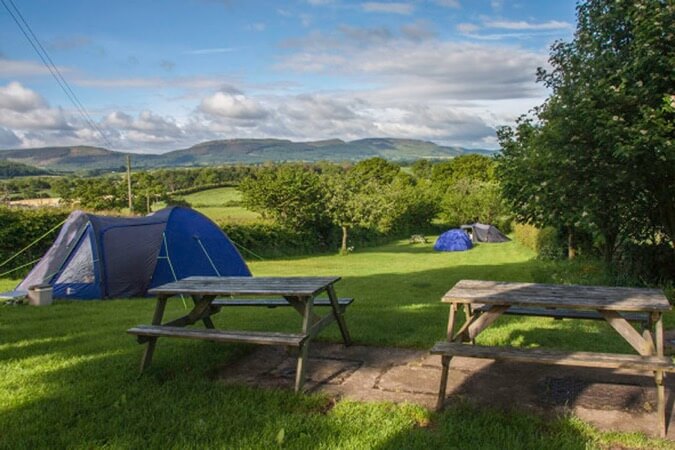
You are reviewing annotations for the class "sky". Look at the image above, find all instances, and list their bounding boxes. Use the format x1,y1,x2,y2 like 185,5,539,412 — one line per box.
0,0,577,153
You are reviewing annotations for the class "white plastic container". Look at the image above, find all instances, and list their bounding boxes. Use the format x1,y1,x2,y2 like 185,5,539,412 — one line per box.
28,285,53,306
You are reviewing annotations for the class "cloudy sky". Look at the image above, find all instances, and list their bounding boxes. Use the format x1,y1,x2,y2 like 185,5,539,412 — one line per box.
0,0,576,153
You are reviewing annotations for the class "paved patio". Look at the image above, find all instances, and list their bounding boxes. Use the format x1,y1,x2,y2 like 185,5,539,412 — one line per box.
217,342,675,439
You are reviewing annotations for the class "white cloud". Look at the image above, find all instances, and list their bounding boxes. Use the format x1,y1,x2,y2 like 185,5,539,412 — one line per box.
362,2,415,15
433,0,460,8
73,75,229,90
401,20,437,41
456,23,479,33
199,91,269,120
252,22,266,31
0,59,57,77
483,19,572,30
184,47,235,55
279,39,546,100
0,82,47,112
46,35,93,51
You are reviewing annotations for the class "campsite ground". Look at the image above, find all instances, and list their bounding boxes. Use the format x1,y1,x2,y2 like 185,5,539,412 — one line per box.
0,239,673,449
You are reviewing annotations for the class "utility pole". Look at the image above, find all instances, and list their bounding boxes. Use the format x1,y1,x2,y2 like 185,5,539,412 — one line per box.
126,154,133,213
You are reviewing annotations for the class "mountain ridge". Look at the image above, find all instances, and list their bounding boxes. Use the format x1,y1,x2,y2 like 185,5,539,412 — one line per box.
0,138,496,172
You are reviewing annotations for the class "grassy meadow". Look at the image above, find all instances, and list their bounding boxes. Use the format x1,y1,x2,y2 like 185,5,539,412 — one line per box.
1,238,673,449
180,187,262,223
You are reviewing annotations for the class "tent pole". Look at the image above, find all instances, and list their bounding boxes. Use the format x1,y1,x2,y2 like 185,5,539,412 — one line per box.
161,232,186,308
195,237,221,276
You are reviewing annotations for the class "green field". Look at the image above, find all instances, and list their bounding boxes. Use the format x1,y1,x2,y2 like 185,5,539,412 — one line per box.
175,187,262,223
0,240,671,448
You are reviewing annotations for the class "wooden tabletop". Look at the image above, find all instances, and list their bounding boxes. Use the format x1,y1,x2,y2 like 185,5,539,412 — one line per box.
148,276,341,297
442,279,671,312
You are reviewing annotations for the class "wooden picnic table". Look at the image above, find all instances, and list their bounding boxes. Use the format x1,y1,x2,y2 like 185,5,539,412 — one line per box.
128,276,352,392
433,279,674,436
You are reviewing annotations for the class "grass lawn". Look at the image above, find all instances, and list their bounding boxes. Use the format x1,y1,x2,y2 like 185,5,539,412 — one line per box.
0,239,672,449
182,187,262,223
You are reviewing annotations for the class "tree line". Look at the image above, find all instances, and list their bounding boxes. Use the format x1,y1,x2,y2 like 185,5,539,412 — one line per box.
239,156,507,254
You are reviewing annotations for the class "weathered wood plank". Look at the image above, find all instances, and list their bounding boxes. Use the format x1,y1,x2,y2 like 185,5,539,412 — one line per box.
430,342,675,371
599,310,652,356
446,303,457,341
128,325,307,347
327,284,351,346
466,305,510,340
139,296,168,372
442,280,670,312
211,297,354,308
149,276,341,298
450,307,479,342
472,305,649,323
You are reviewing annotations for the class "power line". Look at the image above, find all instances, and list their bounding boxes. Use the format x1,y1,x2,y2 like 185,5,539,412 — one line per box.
1,0,113,148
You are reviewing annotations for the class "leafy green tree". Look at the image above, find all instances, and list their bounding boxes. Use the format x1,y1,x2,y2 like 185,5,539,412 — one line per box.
449,154,496,183
132,172,167,213
239,165,326,229
324,174,394,254
350,158,400,184
498,0,674,262
410,159,433,180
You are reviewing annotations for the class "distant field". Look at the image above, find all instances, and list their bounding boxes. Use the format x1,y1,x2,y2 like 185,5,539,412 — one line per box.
184,186,242,205
160,187,262,223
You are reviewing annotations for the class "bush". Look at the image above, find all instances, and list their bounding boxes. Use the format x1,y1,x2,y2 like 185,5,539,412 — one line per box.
220,222,330,259
614,241,675,285
0,207,71,278
513,222,563,260
219,220,433,259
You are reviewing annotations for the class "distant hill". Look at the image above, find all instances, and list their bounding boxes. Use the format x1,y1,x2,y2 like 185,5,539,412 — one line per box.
0,138,496,172
0,159,49,178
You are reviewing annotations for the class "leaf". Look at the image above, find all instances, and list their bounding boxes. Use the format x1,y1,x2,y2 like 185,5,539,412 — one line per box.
276,428,285,446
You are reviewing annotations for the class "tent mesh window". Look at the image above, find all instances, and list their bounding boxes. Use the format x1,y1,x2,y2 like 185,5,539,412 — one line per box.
54,233,95,284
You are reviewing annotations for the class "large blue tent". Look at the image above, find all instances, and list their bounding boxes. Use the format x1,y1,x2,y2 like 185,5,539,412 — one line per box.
17,207,250,299
433,229,473,252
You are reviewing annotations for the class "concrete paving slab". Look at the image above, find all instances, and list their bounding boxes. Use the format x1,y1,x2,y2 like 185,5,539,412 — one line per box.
216,342,675,439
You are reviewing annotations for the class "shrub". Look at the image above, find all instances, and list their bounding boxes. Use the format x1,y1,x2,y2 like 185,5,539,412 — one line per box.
0,207,71,278
513,222,562,260
614,241,675,285
220,222,330,259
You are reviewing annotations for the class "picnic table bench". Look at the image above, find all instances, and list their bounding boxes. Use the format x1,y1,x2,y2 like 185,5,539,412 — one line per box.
128,276,352,392
433,280,675,437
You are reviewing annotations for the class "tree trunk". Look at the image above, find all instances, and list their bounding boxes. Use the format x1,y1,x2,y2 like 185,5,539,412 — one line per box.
341,226,349,255
567,226,577,260
602,230,618,265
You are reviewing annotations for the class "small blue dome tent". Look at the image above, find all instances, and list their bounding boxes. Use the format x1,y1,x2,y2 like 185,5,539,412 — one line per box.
16,207,251,299
433,229,473,252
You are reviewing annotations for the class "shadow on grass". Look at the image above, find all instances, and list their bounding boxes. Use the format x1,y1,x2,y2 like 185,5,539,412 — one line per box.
1,259,670,448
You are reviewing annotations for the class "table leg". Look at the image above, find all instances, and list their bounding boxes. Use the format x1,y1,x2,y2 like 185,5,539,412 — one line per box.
294,296,314,393
436,355,452,411
446,303,457,341
192,295,215,329
140,296,167,373
654,312,667,437
327,284,351,346
466,304,476,345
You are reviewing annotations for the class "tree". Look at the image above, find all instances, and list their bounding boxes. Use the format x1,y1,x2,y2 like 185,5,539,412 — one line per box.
410,159,433,180
324,174,394,254
350,157,400,184
497,0,674,262
239,165,326,229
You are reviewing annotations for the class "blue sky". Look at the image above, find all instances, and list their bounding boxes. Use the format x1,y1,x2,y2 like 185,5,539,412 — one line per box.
0,0,577,152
